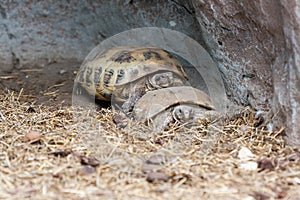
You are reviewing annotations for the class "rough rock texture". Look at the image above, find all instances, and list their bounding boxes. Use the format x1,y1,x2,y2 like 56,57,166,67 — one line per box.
0,0,202,71
0,0,299,146
0,4,13,72
278,0,300,147
192,0,300,147
192,0,284,109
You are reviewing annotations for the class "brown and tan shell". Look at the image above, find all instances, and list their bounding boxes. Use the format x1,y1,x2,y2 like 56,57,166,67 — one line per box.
75,46,188,101
133,86,215,122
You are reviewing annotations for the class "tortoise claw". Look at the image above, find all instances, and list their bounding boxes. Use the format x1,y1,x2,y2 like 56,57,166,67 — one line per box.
112,110,130,128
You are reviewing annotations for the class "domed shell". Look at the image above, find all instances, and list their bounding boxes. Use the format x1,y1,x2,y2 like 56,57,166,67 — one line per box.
75,46,188,101
133,86,215,122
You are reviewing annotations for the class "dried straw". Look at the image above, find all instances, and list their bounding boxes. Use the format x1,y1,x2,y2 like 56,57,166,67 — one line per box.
0,89,299,199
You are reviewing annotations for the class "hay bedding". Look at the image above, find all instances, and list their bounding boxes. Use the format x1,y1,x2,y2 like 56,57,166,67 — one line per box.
0,89,299,200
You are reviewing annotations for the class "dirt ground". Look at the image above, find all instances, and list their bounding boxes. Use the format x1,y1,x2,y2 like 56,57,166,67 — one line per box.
0,61,80,107
0,62,299,199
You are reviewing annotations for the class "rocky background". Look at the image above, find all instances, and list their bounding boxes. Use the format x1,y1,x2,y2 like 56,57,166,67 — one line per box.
0,0,299,147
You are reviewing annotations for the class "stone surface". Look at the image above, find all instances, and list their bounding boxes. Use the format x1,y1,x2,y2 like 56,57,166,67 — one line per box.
192,0,285,109
191,0,299,146
0,3,13,72
0,0,202,72
279,0,300,147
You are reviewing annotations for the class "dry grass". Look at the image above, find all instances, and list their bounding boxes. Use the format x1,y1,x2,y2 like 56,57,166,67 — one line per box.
0,89,299,200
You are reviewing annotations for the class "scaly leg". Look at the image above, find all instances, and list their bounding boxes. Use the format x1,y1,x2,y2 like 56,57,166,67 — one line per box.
121,86,146,113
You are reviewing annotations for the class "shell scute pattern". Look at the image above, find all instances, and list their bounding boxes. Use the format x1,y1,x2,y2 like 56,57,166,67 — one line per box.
93,67,102,84
116,69,125,84
143,50,163,60
133,86,215,122
76,46,188,109
103,69,115,86
113,51,136,64
85,66,93,85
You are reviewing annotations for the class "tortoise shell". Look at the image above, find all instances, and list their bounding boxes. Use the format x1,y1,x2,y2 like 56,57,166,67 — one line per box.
133,86,215,122
75,46,188,101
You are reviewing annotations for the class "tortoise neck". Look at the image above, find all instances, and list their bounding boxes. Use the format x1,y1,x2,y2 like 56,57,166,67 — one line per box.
145,77,156,91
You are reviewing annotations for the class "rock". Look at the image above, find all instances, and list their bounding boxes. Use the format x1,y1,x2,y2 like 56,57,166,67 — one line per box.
0,0,202,70
257,157,276,171
23,131,42,143
237,147,256,161
237,147,258,170
146,154,168,165
192,0,300,147
141,164,162,174
239,161,258,171
78,165,96,176
73,153,101,167
142,154,167,174
146,172,169,183
278,0,300,147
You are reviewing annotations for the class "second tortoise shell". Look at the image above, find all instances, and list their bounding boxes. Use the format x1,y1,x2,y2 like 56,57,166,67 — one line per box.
133,86,215,122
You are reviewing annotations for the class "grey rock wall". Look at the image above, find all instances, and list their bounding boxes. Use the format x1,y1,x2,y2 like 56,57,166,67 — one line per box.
279,0,300,147
0,0,202,71
192,0,285,109
192,0,300,147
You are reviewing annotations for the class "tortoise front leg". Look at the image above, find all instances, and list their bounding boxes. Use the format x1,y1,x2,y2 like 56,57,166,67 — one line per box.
121,86,146,113
152,112,174,131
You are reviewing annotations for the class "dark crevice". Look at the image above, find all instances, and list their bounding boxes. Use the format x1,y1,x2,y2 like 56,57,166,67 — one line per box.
1,5,17,70
8,33,16,40
12,52,20,69
0,4,7,19
170,0,195,15
97,32,106,39
125,0,133,5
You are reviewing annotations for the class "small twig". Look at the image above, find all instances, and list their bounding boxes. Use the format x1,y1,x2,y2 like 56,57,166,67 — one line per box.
0,110,6,121
48,83,65,90
43,90,59,96
0,75,16,80
113,103,133,119
17,88,23,101
20,69,42,72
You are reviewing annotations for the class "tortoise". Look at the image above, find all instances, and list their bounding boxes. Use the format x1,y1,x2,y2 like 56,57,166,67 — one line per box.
75,46,189,113
132,86,217,130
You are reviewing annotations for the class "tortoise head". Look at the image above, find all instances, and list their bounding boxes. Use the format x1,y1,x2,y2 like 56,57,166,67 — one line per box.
172,105,194,123
147,72,174,89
